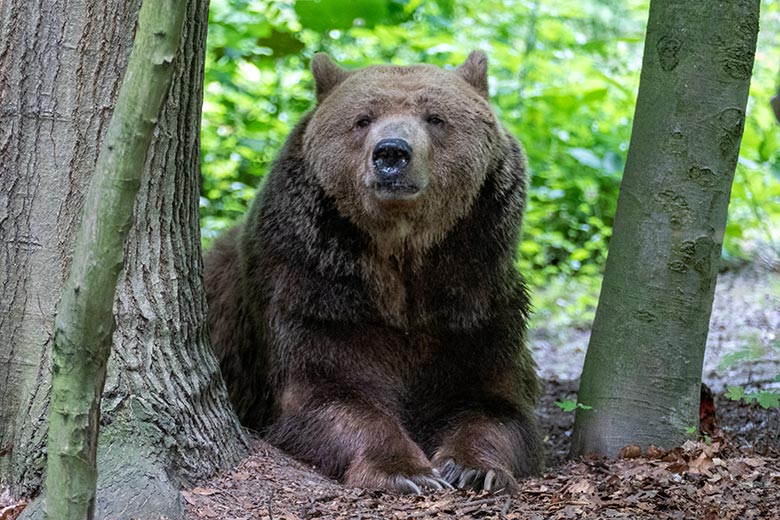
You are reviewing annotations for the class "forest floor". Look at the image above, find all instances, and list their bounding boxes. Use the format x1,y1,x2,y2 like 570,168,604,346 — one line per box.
182,260,780,520
2,263,777,520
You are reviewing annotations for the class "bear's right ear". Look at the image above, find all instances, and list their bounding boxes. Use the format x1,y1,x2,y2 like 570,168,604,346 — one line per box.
312,53,350,103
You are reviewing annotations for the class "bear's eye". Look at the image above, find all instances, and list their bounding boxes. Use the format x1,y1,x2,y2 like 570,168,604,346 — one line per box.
425,114,445,126
355,115,373,129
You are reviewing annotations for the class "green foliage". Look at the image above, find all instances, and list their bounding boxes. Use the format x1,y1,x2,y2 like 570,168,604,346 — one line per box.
725,379,780,410
527,274,601,331
683,426,711,444
555,400,593,413
201,0,780,284
294,0,389,32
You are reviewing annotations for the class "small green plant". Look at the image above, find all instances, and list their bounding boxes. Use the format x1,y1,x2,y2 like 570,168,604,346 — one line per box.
725,378,780,409
555,400,593,413
684,425,711,444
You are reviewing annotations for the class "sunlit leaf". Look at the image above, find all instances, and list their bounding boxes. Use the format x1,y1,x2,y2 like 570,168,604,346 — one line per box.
295,0,388,32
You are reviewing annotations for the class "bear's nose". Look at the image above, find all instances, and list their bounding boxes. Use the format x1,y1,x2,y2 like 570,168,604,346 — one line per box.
372,138,412,177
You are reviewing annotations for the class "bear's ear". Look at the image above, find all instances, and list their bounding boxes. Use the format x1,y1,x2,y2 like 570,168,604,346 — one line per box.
312,53,350,103
456,51,489,99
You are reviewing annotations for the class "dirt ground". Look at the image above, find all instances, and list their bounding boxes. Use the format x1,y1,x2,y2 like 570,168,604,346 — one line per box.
182,262,780,520
2,264,777,520
181,379,779,520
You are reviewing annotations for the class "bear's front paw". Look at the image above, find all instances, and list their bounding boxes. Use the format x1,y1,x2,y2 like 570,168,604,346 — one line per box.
344,460,453,494
434,458,517,493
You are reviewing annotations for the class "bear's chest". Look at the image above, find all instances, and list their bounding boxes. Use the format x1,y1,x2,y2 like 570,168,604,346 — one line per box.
362,252,413,327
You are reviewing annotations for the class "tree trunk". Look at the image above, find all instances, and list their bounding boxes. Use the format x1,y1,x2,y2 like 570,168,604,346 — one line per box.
571,0,759,457
0,0,247,517
45,1,188,518
772,92,779,123
1,0,137,494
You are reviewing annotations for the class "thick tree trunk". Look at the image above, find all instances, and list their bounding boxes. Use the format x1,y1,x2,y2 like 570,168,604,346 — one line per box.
1,0,247,517
94,0,248,514
0,0,138,494
571,0,759,457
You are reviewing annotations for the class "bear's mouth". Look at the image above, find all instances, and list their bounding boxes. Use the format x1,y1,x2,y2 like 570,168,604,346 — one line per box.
368,180,423,201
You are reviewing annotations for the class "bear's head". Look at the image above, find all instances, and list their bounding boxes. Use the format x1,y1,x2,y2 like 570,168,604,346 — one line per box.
303,52,510,253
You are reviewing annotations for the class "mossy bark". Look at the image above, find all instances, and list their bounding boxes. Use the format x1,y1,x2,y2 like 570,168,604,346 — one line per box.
44,1,187,518
571,0,759,457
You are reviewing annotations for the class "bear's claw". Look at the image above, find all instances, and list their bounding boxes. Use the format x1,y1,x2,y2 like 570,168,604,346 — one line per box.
436,459,516,493
384,471,454,494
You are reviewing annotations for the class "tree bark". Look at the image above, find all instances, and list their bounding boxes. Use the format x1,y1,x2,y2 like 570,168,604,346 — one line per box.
94,0,249,513
771,93,779,123
571,0,759,457
1,0,138,494
1,0,247,517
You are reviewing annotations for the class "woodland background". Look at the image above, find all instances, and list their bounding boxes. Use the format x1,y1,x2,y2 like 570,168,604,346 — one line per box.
2,0,779,518
200,0,780,319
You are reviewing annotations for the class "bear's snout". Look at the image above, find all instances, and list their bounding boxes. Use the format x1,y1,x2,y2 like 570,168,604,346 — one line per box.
372,138,412,179
366,123,428,202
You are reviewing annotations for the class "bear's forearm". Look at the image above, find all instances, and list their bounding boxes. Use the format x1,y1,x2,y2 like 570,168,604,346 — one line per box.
266,382,449,492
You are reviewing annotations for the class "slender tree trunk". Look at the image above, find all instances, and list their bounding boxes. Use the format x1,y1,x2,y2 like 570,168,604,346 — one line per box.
1,0,247,517
45,1,187,518
571,0,759,457
772,92,779,124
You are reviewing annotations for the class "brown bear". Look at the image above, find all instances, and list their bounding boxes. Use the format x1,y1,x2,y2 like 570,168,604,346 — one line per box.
204,51,542,494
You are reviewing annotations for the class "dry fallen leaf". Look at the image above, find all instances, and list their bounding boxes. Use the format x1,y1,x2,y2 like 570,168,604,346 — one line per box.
646,445,666,459
666,461,688,474
0,503,27,520
181,491,198,506
619,445,642,459
234,471,252,481
688,452,714,476
567,479,597,496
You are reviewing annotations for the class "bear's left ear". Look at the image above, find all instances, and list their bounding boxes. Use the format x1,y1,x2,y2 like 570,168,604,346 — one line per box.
312,53,350,103
456,51,489,99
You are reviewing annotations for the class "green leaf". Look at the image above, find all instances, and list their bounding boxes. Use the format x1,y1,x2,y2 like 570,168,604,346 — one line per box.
555,400,578,412
725,385,746,401
716,340,766,371
555,400,592,412
571,248,591,262
755,391,780,409
257,29,305,57
295,0,389,32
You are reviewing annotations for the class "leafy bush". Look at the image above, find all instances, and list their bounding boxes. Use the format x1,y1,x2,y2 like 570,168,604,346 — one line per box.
201,0,780,288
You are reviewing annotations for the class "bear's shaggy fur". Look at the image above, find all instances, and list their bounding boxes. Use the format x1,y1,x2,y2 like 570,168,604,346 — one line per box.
205,51,542,493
